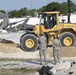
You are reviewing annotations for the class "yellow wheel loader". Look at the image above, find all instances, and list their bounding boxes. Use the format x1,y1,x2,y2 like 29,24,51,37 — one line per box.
0,0,75,52
20,11,76,51
0,11,76,52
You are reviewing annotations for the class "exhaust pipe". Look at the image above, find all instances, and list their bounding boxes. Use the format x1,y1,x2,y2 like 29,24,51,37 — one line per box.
67,0,71,23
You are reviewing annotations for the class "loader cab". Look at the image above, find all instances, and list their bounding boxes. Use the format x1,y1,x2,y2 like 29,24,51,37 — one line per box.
40,11,60,29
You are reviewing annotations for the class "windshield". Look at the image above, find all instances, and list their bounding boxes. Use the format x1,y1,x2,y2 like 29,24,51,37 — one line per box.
40,14,56,29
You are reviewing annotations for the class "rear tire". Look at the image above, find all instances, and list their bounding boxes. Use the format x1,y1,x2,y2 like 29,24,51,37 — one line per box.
20,34,38,52
59,32,75,46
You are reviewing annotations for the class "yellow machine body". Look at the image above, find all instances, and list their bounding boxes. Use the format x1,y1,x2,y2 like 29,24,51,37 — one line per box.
33,11,76,46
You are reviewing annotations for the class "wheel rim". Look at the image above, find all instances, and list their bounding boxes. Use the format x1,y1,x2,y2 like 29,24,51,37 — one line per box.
25,39,34,48
63,37,72,46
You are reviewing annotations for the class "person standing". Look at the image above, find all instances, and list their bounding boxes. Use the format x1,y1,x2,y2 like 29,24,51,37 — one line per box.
52,35,61,65
38,32,47,65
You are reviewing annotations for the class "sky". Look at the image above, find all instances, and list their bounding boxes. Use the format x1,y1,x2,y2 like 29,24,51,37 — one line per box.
0,0,76,11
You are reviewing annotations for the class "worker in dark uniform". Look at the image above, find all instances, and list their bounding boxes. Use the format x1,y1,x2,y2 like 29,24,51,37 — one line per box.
38,32,47,65
52,35,61,65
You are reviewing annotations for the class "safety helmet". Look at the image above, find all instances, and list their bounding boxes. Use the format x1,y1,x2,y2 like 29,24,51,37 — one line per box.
54,35,58,38
40,32,44,35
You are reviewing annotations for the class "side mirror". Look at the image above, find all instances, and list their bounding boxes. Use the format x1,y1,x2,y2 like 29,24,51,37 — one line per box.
62,19,66,23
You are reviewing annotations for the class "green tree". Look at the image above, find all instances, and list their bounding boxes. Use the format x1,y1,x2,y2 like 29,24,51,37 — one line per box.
18,7,28,17
39,6,47,12
39,2,61,12
70,0,76,12
0,10,5,14
60,2,68,15
1,0,76,18
47,2,61,11
39,0,76,15
9,10,18,18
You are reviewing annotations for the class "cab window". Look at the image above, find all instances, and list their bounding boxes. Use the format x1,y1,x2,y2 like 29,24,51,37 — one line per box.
41,14,56,29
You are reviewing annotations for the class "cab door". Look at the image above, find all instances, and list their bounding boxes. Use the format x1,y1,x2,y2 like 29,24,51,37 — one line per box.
42,14,57,29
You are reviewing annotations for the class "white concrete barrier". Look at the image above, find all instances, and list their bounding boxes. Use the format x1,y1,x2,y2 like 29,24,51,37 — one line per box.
50,61,71,74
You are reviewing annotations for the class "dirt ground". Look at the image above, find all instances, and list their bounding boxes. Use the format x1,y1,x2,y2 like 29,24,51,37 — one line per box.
0,39,76,58
0,40,76,75
0,68,36,75
47,47,76,57
0,39,76,57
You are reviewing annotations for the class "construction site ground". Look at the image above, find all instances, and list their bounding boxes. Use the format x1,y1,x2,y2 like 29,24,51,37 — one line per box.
0,39,76,75
0,39,76,59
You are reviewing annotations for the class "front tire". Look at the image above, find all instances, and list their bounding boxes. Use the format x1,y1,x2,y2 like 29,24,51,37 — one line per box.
20,34,38,52
60,32,75,46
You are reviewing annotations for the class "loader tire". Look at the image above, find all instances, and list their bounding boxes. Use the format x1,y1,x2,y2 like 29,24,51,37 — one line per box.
60,32,75,46
20,34,38,52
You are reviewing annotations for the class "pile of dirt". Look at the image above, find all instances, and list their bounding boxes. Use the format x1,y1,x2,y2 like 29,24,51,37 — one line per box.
0,43,23,53
47,47,76,57
0,39,40,59
0,39,23,53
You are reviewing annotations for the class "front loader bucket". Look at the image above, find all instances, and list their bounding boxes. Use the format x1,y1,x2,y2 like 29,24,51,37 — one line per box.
0,16,8,29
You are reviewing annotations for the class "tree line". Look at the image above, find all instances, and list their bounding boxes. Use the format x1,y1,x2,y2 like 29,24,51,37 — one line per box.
39,1,76,15
0,0,76,18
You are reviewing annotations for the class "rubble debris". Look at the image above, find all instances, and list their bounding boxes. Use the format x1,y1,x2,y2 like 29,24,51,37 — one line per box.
68,62,76,75
34,72,40,75
35,66,53,75
52,61,76,75
50,61,71,74
35,61,76,75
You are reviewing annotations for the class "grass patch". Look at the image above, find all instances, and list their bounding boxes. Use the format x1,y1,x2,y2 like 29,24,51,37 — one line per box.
3,64,18,66
0,68,37,75
11,68,38,73
0,73,7,75
0,58,36,61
